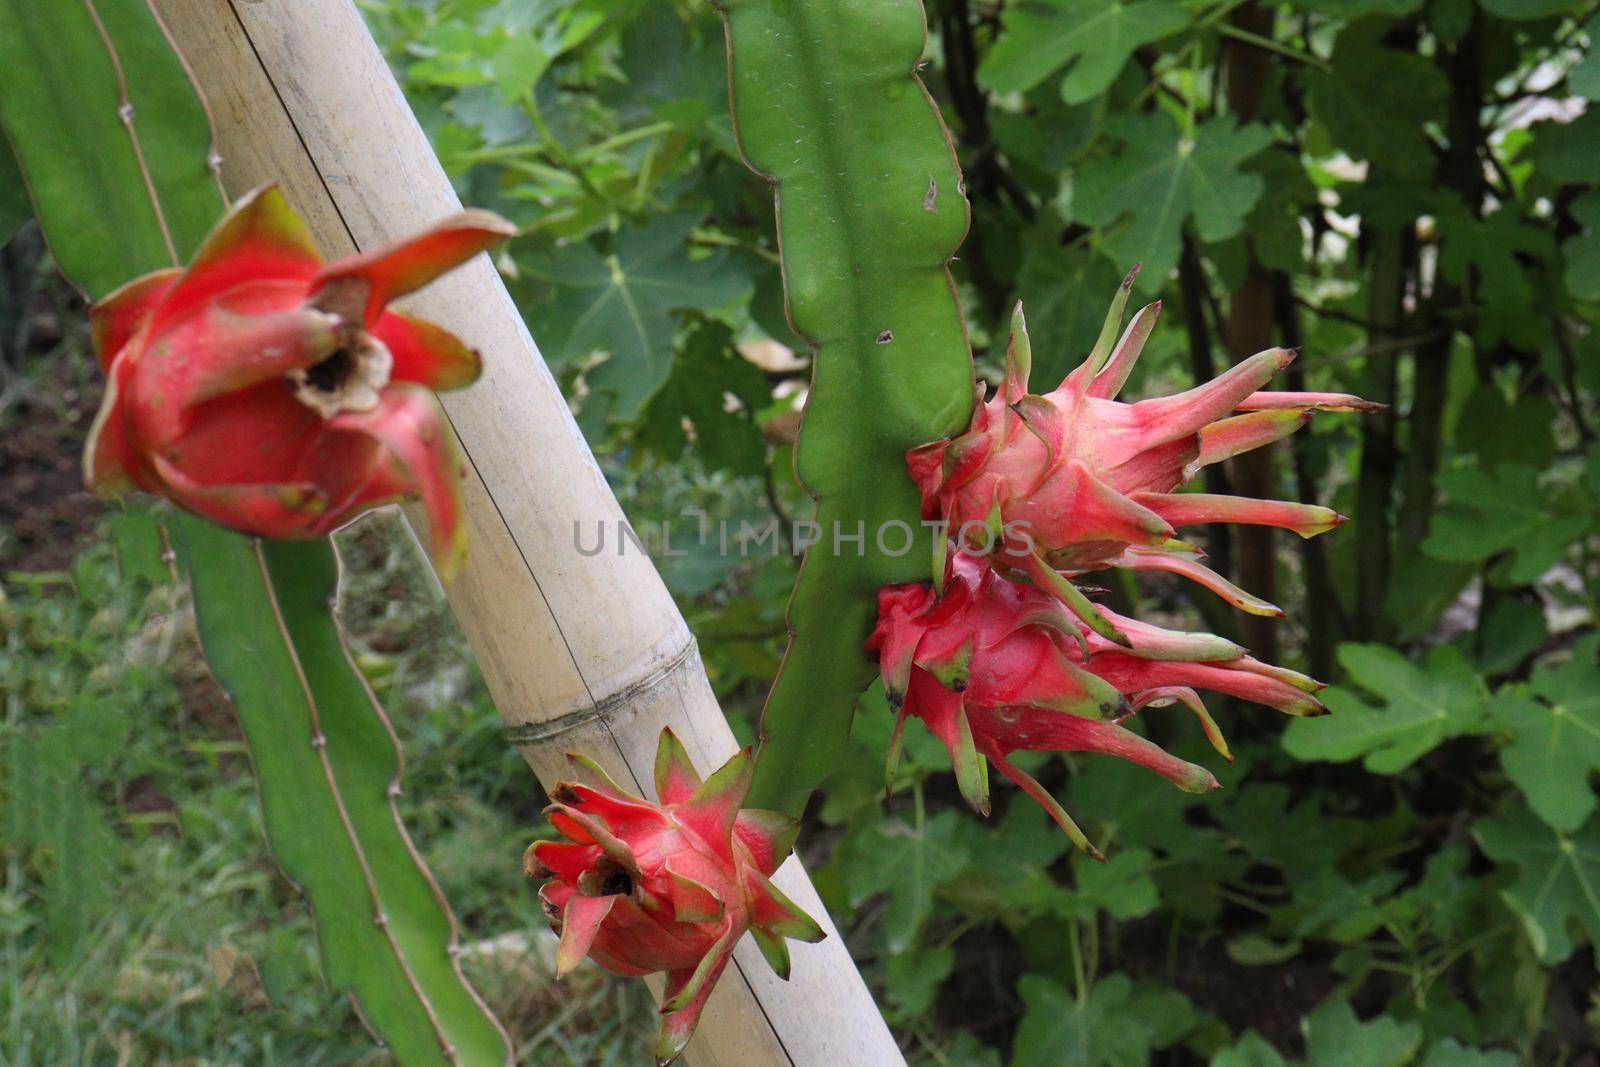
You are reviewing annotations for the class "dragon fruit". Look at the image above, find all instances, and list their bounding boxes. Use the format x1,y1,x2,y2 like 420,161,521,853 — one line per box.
83,184,514,577
872,273,1378,853
906,271,1380,644
869,550,1328,857
525,729,824,1065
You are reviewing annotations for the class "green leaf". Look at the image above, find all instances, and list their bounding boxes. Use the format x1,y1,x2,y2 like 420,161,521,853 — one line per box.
1225,935,1302,967
1571,16,1600,101
1210,1031,1287,1067
718,0,975,811
637,319,770,477
1531,110,1600,187
524,214,752,428
1074,846,1161,921
941,1033,1005,1067
1452,389,1557,470
842,809,970,952
1295,0,1424,13
991,92,1096,188
1473,806,1600,964
1305,20,1448,183
1474,595,1547,676
1074,113,1272,291
1065,754,1206,853
1433,197,1553,347
1477,0,1575,18
1419,1039,1517,1067
883,943,956,1018
1217,783,1364,881
1422,463,1592,582
946,800,1075,919
977,0,1190,102
490,34,551,102
1426,0,1475,42
953,799,1068,876
1240,146,1317,273
1380,553,1478,643
1293,868,1406,943
1282,643,1488,773
1011,974,1199,1067
1561,190,1600,301
1382,843,1483,943
1490,635,1600,833
947,803,1158,923
1301,1000,1422,1067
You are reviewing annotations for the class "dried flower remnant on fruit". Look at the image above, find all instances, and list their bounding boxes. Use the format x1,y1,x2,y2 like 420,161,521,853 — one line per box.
83,183,515,577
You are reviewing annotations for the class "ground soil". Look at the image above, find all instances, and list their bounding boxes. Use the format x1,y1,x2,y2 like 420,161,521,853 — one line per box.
1,313,106,573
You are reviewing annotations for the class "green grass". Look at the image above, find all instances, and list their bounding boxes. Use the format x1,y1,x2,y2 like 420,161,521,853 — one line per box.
0,515,656,1066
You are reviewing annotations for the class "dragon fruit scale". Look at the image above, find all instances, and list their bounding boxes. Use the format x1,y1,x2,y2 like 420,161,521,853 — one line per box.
83,184,515,578
906,268,1381,646
869,550,1327,858
525,729,824,1065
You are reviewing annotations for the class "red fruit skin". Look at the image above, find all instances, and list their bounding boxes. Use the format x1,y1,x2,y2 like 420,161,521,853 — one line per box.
535,819,731,975
868,551,1328,854
82,184,515,578
525,731,822,1066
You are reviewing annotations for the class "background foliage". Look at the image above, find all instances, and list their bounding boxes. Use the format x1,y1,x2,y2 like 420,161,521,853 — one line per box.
4,0,1600,1062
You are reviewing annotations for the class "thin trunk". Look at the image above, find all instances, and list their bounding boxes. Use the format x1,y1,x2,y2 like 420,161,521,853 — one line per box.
1397,331,1450,548
1400,15,1483,549
1177,232,1234,583
1176,234,1238,642
1225,273,1279,661
1355,226,1405,641
1351,20,1445,641
1220,2,1280,663
154,3,904,1064
1553,315,1595,441
1272,274,1345,679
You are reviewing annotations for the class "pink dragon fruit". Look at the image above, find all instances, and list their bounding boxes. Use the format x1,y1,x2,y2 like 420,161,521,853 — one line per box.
868,550,1329,857
906,271,1379,645
525,729,824,1065
84,184,514,577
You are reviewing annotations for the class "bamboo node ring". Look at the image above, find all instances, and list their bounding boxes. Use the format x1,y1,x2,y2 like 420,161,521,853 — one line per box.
501,638,701,747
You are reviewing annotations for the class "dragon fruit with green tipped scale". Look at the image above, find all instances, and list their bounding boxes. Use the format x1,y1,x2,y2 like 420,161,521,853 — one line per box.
525,728,824,1065
869,549,1328,857
906,266,1381,646
872,272,1375,855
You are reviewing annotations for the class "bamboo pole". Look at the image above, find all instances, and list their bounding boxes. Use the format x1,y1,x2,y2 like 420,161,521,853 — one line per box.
146,2,905,1064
